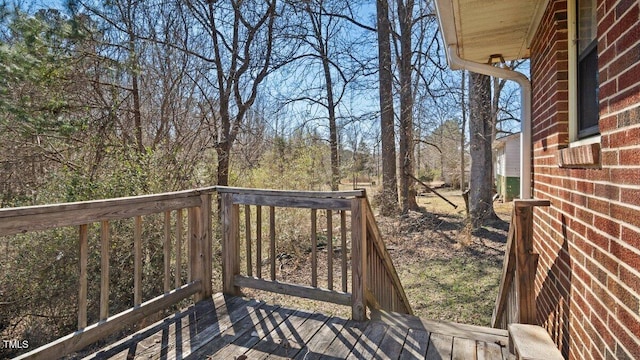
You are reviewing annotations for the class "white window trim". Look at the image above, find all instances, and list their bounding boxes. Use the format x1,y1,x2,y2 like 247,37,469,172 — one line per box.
568,0,600,145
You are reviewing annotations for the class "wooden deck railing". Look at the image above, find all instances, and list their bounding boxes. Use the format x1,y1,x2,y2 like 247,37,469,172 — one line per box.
218,186,412,321
3,187,216,360
5,186,410,358
492,199,550,329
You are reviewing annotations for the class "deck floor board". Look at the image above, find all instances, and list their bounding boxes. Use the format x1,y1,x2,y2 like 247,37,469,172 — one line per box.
83,294,510,360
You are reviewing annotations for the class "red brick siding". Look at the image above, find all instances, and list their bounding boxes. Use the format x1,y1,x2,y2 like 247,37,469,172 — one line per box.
530,0,640,359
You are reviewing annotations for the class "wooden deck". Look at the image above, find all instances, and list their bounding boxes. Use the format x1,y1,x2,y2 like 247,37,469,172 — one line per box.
84,293,509,360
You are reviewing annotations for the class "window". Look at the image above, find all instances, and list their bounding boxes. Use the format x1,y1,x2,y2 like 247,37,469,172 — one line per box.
577,0,599,138
560,0,601,167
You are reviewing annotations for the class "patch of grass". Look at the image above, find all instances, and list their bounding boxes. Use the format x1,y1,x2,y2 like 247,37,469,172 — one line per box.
400,257,501,326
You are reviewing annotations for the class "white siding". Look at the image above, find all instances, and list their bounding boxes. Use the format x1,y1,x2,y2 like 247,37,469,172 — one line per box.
495,133,520,178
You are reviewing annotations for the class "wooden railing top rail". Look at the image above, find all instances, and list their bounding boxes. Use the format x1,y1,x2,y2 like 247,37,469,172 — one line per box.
0,187,217,237
216,186,365,199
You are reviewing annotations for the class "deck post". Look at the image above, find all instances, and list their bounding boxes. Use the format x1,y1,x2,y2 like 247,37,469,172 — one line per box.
514,200,540,325
351,196,367,321
221,193,240,295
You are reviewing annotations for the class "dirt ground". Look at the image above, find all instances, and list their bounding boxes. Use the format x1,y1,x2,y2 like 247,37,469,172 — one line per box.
242,187,512,327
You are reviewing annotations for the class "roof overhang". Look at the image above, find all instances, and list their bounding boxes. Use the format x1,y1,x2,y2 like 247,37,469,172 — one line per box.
434,0,549,68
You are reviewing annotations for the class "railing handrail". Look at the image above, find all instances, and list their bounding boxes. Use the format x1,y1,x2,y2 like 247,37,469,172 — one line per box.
0,186,217,237
216,185,365,199
492,199,550,329
362,197,413,315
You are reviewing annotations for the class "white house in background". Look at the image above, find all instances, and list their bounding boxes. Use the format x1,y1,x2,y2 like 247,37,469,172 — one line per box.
494,132,521,201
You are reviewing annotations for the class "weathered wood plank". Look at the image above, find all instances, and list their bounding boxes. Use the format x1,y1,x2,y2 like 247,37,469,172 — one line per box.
100,221,110,320
476,340,505,360
350,197,366,321
16,282,201,360
270,206,276,281
266,311,330,360
256,205,262,279
375,326,408,360
425,333,453,360
327,210,333,291
206,305,296,359
134,216,142,306
346,321,388,360
399,329,430,360
221,193,240,295
234,275,351,306
200,193,213,299
164,211,171,293
0,195,203,237
175,209,183,288
78,224,88,330
371,309,509,346
216,186,364,199
149,296,264,360
322,319,367,358
513,199,551,208
186,301,283,359
452,337,478,360
246,205,252,277
509,324,564,360
311,209,318,288
82,293,230,360
231,193,353,211
293,316,348,360
341,210,347,293
243,309,314,360
515,205,537,324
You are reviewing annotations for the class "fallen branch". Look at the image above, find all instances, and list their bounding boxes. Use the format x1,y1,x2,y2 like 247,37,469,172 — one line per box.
407,174,458,209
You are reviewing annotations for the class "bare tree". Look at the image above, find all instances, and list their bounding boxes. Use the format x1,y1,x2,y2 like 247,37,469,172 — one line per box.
182,0,282,186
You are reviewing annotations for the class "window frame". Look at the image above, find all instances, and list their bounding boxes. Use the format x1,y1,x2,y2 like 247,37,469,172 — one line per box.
568,0,600,144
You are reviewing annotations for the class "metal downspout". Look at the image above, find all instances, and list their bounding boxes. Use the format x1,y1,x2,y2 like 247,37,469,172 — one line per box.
447,45,532,199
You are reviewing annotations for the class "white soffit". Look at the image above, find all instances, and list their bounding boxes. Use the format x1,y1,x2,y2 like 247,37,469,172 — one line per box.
436,0,549,64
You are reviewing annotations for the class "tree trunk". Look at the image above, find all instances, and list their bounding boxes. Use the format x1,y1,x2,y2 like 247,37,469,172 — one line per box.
376,0,398,215
397,0,418,213
468,72,498,228
460,70,467,191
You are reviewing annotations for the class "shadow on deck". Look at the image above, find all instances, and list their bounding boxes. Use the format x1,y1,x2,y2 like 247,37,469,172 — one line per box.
86,293,509,360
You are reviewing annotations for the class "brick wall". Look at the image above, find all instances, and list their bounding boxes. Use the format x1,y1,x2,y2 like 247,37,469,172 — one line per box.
530,0,640,359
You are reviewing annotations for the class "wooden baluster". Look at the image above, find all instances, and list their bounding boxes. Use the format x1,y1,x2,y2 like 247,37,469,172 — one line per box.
270,206,276,281
327,210,333,291
164,211,171,293
245,205,252,277
200,193,213,298
256,205,262,279
311,209,317,288
221,193,240,295
100,221,110,320
188,207,196,284
341,211,347,293
175,209,183,288
351,198,366,321
78,224,88,329
134,216,142,306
